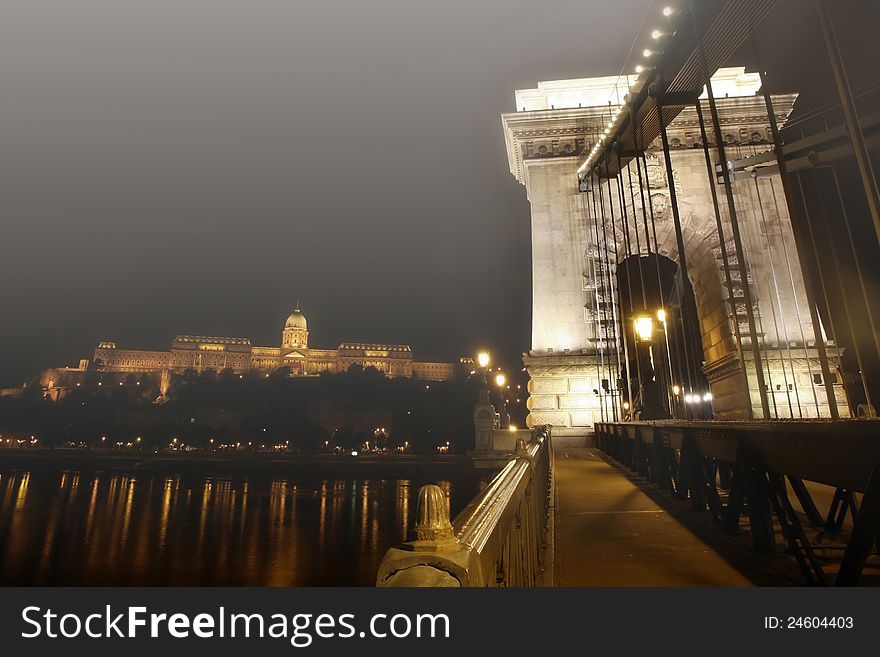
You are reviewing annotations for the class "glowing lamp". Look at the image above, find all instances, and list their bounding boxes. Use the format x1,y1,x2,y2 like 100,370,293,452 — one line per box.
495,373,506,387
477,352,490,368
633,316,654,341
656,308,666,323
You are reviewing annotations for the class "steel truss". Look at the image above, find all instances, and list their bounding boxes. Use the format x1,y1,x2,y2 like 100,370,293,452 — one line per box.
595,420,880,585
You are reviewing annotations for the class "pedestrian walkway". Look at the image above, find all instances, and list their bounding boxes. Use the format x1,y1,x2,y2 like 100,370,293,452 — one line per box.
553,447,794,586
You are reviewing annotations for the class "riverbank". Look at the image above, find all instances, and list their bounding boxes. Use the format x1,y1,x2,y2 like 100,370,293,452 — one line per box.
0,448,476,478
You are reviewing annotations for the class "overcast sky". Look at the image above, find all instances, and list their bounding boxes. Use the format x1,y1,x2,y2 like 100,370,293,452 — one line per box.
6,0,875,387
0,0,652,384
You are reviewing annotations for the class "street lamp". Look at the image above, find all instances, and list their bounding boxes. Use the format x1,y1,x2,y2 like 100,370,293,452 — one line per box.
494,372,509,429
633,315,654,342
630,315,655,419
476,351,492,391
656,308,676,418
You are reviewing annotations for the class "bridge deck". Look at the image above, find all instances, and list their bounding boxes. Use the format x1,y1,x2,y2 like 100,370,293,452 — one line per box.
554,447,797,586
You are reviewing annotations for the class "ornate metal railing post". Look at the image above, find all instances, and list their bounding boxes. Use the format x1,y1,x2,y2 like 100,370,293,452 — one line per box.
377,425,553,587
413,484,458,546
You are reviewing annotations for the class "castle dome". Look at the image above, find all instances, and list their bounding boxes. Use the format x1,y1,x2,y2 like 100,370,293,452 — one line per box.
285,308,307,330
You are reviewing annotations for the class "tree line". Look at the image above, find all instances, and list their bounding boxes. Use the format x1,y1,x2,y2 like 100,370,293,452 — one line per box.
0,366,484,454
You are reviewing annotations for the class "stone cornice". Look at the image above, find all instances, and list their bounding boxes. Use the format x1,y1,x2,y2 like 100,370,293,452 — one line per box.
502,90,798,187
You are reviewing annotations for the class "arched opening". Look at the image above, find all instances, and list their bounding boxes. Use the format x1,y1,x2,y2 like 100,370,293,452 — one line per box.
616,253,710,419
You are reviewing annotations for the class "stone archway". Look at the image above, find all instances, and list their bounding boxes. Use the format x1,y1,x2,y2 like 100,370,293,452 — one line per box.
598,161,744,417
600,149,846,419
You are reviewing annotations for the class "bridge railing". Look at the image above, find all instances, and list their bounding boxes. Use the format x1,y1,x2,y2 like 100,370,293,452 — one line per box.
594,420,880,586
376,425,553,587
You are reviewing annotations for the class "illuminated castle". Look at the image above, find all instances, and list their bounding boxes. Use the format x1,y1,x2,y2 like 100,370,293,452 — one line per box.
41,307,458,397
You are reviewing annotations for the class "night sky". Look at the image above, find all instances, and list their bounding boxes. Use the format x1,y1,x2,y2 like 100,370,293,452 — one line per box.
0,0,648,385
2,1,876,387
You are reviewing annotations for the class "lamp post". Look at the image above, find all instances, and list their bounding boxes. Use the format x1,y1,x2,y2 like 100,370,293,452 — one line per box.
657,308,676,418
633,315,654,343
494,372,510,429
477,352,490,389
632,314,654,418
475,351,500,429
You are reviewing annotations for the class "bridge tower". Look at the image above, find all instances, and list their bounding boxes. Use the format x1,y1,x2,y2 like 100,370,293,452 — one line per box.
502,69,847,441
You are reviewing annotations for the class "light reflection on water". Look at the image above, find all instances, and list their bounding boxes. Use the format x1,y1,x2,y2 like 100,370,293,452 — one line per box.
0,469,475,586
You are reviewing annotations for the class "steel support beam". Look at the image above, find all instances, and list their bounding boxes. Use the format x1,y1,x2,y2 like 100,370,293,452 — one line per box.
814,0,880,247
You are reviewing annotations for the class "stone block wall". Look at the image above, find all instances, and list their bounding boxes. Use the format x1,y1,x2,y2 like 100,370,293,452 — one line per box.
524,353,617,435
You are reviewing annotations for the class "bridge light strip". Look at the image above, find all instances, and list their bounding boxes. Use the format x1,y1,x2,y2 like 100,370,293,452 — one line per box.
577,3,679,180
577,101,627,176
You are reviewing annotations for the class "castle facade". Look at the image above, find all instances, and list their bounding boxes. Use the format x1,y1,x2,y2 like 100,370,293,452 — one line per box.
42,307,460,398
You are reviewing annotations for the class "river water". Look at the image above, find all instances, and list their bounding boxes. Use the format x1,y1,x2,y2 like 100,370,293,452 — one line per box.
0,467,479,586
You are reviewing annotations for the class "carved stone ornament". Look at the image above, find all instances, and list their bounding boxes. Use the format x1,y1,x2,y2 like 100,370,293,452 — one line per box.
651,192,669,221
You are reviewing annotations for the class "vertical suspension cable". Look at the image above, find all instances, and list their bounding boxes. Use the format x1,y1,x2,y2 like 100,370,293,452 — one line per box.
694,99,753,419
639,151,678,416
604,154,635,415
755,175,803,417
795,170,860,413
760,174,805,417
626,158,660,416
744,148,780,417
734,174,779,418
749,174,799,417
626,156,664,415
587,173,613,423
580,178,604,422
635,157,673,416
740,144,783,419
596,173,619,422
734,167,778,417
751,31,840,419
625,161,650,310
592,179,615,421
806,170,875,413
825,165,880,366
632,107,674,417
767,177,821,417
596,157,622,421
616,147,645,413
694,45,771,419
657,100,697,401
731,142,788,419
